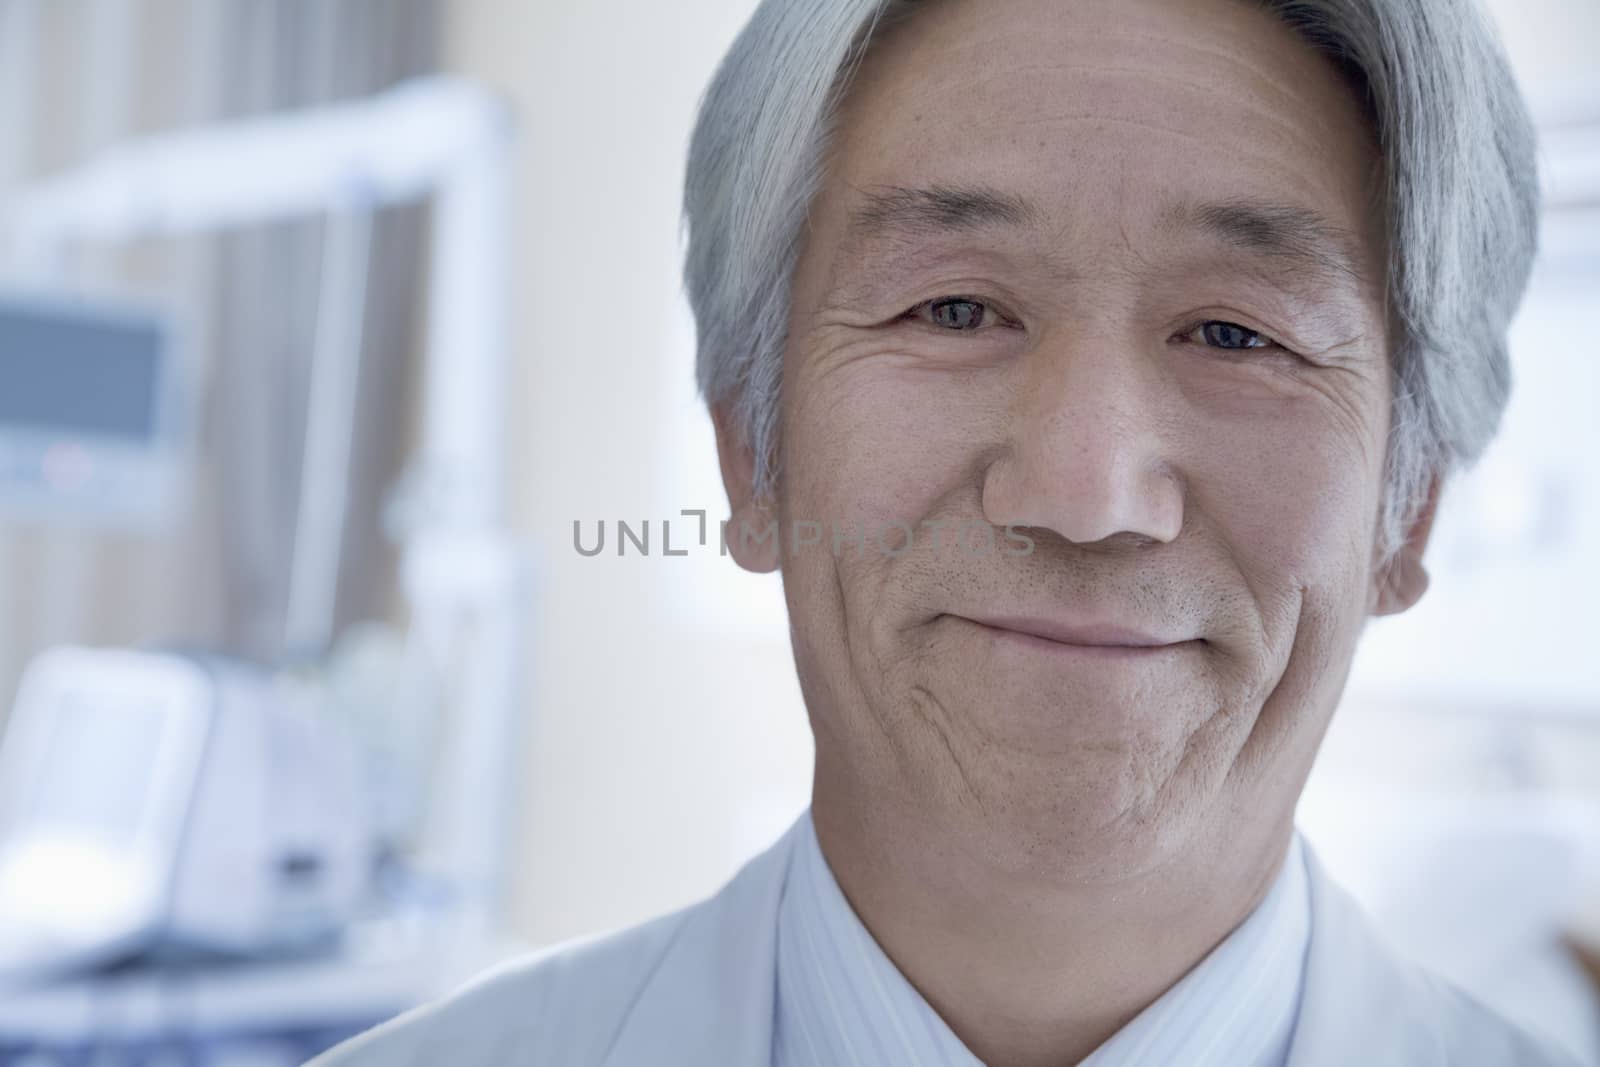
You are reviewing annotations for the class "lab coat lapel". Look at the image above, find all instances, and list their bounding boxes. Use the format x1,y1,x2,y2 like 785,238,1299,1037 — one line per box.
599,816,1478,1067
1285,839,1445,1067
601,813,803,1067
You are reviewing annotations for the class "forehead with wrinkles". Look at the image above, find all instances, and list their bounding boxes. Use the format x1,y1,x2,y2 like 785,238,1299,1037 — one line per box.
796,0,1389,345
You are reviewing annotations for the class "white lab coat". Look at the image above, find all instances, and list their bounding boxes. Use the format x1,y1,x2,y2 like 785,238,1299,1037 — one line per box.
311,814,1582,1067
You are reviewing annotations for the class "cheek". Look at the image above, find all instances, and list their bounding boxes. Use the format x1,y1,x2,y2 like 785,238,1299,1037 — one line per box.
1188,397,1380,607
779,359,1001,690
782,357,997,530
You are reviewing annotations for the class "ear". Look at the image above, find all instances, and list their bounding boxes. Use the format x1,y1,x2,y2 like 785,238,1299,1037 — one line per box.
1369,473,1443,617
710,399,780,574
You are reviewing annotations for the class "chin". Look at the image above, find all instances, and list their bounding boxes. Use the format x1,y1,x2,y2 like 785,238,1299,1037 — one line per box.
929,731,1209,884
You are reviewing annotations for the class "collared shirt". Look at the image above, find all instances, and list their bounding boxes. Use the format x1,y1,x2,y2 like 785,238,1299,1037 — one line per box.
772,807,1311,1067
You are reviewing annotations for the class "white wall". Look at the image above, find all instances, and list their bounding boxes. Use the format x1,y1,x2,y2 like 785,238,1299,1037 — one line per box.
443,0,811,947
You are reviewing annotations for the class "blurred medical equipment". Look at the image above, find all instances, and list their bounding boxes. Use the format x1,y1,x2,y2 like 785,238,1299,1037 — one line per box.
0,76,530,1063
0,289,184,527
0,647,370,984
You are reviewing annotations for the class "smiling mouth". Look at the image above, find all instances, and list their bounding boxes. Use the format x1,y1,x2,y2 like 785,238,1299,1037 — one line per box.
949,614,1202,658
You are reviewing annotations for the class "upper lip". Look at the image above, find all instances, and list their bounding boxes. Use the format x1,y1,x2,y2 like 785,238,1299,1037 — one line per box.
960,614,1187,648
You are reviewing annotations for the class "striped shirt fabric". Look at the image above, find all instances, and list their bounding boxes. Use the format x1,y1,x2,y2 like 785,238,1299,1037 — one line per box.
772,808,1311,1067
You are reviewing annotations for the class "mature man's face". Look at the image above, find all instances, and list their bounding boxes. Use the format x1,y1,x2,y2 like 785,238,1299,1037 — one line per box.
722,0,1423,879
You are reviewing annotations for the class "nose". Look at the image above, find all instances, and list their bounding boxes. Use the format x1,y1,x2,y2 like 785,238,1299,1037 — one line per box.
981,331,1185,546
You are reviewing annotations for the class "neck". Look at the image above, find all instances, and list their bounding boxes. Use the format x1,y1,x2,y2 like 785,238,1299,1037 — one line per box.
810,771,1295,1067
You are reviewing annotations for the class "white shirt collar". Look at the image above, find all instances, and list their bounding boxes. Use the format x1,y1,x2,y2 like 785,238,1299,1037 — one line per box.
773,807,1310,1067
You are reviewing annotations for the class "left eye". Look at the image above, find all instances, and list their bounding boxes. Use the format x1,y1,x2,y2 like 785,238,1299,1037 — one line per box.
1185,320,1275,350
909,297,1010,331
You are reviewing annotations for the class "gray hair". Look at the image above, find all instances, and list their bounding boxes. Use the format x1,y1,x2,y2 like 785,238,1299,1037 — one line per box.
683,0,1540,569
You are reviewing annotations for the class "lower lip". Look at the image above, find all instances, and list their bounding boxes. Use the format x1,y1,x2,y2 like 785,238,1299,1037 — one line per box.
959,618,1196,659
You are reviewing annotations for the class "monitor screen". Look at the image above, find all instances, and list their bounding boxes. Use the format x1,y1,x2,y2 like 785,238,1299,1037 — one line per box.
0,300,163,443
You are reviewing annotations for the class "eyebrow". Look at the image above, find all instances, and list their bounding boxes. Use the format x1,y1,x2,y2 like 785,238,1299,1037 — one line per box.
837,183,1373,297
1161,197,1370,291
843,183,1041,249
